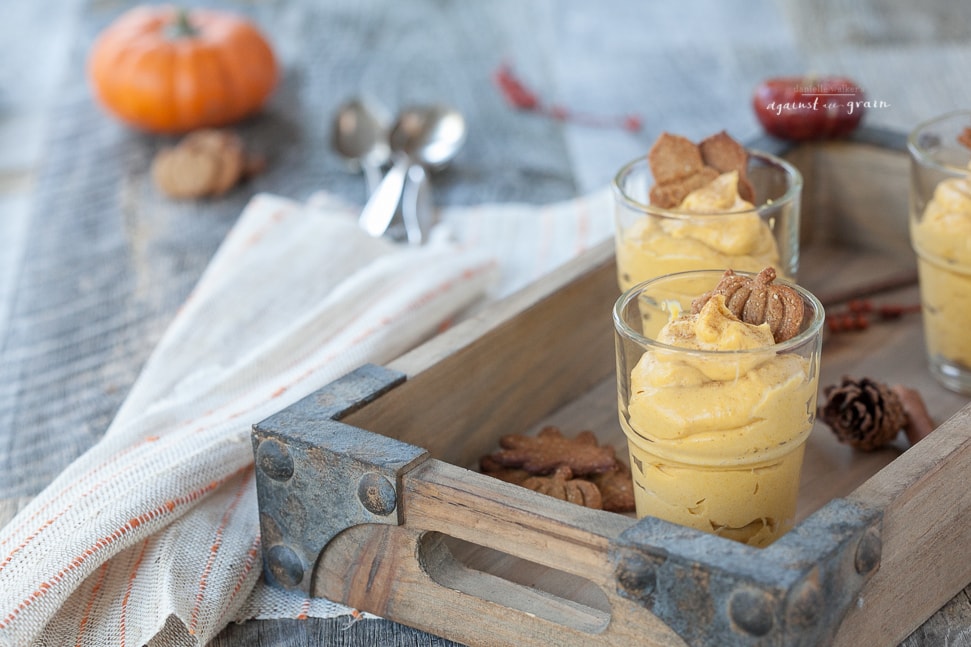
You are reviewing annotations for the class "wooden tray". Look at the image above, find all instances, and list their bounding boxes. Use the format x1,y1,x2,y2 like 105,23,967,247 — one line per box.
252,128,971,647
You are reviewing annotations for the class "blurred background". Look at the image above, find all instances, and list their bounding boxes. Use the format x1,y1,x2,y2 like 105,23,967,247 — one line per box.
1,1,970,643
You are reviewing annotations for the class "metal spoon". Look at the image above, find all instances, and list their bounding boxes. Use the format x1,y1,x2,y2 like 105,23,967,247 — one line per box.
359,104,467,241
331,98,391,197
401,164,431,245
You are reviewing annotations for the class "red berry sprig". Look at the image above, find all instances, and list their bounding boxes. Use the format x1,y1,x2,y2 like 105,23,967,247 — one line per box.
492,62,643,133
827,299,921,334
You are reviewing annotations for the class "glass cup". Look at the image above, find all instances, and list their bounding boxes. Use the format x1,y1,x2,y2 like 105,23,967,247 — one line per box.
612,151,803,293
613,270,824,547
908,110,971,395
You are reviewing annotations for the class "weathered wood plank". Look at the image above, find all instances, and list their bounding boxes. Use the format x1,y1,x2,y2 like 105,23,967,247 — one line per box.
209,617,463,646
836,407,971,645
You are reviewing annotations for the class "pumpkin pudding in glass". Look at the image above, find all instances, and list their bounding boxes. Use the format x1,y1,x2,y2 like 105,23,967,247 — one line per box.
909,110,971,395
613,269,824,547
612,131,802,293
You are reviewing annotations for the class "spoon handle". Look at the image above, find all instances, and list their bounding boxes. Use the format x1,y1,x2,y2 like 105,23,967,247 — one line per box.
402,164,431,245
361,160,385,197
358,157,408,238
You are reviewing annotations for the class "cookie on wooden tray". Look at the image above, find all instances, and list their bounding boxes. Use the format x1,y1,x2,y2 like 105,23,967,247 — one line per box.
479,454,530,485
521,465,603,509
590,458,636,513
478,427,638,513
488,426,618,476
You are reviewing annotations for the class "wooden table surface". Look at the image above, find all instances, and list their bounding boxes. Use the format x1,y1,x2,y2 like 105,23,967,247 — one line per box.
1,0,970,645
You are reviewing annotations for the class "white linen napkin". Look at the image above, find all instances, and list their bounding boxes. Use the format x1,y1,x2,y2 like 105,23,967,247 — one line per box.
0,188,613,647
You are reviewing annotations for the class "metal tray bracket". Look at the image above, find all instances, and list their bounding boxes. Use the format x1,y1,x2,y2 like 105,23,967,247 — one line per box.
611,498,883,646
252,364,428,593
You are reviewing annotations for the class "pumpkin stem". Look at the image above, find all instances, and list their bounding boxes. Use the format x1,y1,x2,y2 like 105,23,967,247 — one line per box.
167,8,198,39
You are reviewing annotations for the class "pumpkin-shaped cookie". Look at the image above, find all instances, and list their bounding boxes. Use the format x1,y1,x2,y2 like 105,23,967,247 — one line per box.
692,267,804,342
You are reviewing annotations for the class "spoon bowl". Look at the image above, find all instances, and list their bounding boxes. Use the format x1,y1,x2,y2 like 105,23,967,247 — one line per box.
390,104,467,169
331,98,391,195
359,103,467,241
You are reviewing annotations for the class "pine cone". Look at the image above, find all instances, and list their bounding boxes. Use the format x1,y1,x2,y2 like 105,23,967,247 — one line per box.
818,376,908,450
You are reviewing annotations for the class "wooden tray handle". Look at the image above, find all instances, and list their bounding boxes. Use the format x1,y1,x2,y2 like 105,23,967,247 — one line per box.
314,457,690,647
403,459,635,584
313,455,886,647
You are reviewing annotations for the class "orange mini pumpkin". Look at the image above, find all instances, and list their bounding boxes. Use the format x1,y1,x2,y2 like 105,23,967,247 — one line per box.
88,5,279,134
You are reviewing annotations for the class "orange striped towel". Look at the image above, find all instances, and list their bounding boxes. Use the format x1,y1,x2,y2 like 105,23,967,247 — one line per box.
0,188,614,646
0,193,499,646
309,187,615,300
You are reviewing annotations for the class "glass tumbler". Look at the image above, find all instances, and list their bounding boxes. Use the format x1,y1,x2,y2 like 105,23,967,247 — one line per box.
612,150,803,293
613,270,824,547
908,110,971,395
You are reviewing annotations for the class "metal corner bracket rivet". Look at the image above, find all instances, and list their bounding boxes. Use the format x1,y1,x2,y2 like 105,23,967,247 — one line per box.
854,526,882,575
255,438,294,482
614,552,658,604
728,586,776,637
266,544,304,587
785,570,822,629
357,472,398,516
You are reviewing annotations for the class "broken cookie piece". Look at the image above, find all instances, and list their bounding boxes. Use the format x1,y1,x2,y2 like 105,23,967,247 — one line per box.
647,130,753,208
647,132,706,185
479,454,530,485
521,465,604,509
699,130,755,203
179,130,247,196
649,166,720,209
152,129,265,200
151,145,220,200
589,458,635,513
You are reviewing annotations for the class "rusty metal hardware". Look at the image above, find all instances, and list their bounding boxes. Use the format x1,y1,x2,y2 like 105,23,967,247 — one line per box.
611,499,882,646
252,364,428,592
